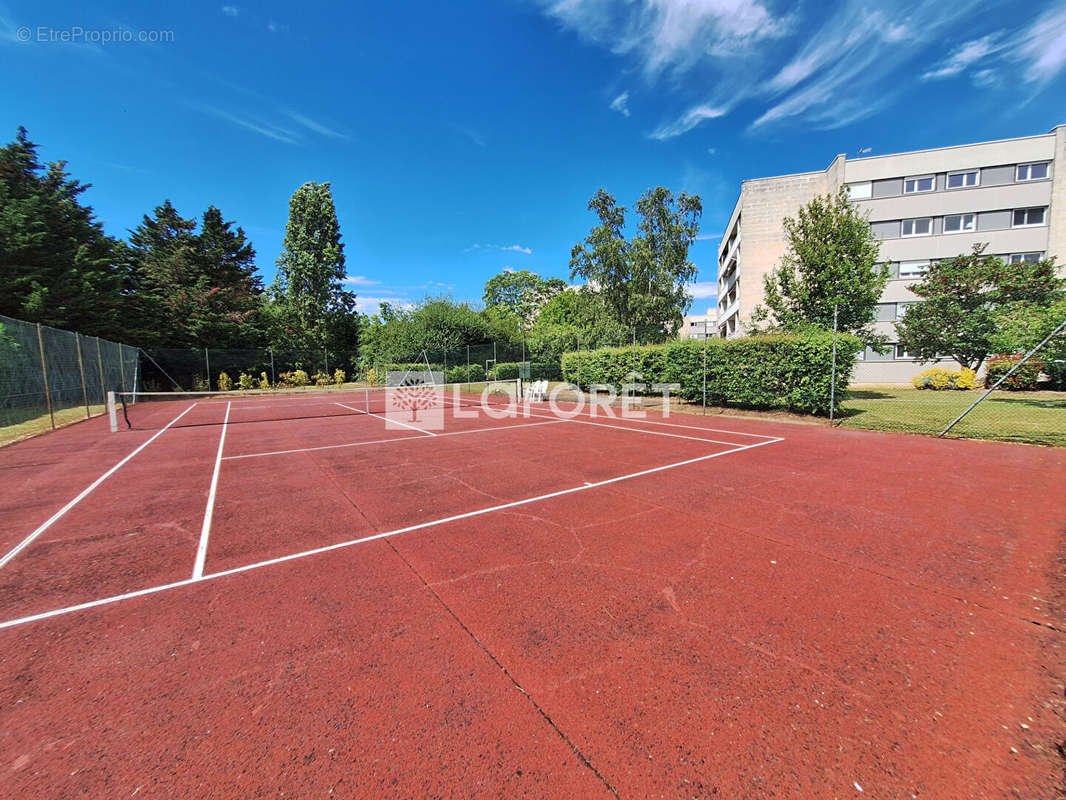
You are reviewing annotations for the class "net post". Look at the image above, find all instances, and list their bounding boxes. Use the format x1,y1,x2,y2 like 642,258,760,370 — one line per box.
517,377,524,402
75,333,91,419
36,323,56,430
107,391,118,432
95,337,106,403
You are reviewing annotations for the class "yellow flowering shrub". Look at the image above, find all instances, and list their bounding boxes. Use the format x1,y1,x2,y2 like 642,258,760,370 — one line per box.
913,367,974,390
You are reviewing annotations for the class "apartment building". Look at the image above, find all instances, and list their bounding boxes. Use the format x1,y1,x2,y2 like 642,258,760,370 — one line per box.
717,126,1065,382
679,308,717,340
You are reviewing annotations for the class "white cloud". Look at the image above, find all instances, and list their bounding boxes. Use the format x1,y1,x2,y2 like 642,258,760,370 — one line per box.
1013,5,1066,84
609,91,631,116
221,5,239,17
286,111,349,140
191,103,301,144
971,68,1000,88
465,243,532,255
706,147,716,155
694,233,722,241
686,281,718,300
355,296,416,314
343,275,382,286
650,104,728,140
921,35,1003,80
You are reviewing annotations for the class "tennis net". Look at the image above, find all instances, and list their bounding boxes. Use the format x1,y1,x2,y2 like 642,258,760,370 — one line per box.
108,378,522,431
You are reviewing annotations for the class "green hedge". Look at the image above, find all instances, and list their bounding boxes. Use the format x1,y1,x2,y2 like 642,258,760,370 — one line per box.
494,361,563,381
446,364,486,383
984,354,1043,390
559,333,861,416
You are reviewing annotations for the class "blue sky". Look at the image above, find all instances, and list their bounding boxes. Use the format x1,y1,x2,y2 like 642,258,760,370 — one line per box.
2,0,1065,315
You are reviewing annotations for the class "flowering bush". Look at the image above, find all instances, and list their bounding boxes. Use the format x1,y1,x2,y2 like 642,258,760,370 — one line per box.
333,368,346,386
313,371,331,386
984,354,1043,390
912,367,977,390
237,372,254,390
217,372,233,392
258,372,271,391
280,370,310,387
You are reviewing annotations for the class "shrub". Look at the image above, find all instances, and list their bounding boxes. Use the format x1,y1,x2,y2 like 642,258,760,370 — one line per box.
365,367,378,385
193,374,209,392
912,367,977,390
494,361,563,381
280,370,310,387
313,371,331,386
333,368,346,386
559,333,861,416
237,372,254,391
258,372,271,391
218,372,233,392
984,354,1043,390
446,364,486,384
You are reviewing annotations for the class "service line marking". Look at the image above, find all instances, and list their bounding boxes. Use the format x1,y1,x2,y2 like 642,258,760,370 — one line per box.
335,403,437,436
0,436,782,629
192,401,231,580
0,403,200,572
222,418,568,461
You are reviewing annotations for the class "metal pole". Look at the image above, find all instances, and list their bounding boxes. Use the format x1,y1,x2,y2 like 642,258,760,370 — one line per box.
324,348,329,375
35,323,55,429
269,348,275,387
205,347,211,391
75,333,91,418
118,342,127,393
940,316,1066,437
702,321,707,415
466,345,470,380
95,337,106,402
829,304,839,424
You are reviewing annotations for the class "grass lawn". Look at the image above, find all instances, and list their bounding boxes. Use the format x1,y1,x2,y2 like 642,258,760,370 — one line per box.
838,388,1066,446
0,405,105,448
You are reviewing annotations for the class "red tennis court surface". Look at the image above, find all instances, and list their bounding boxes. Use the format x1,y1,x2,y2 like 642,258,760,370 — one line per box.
1,394,1063,798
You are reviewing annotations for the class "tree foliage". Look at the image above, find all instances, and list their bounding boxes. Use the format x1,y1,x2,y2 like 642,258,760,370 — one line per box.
569,187,701,341
0,127,129,338
751,187,886,347
482,269,566,327
894,245,1064,371
269,181,356,351
359,297,491,365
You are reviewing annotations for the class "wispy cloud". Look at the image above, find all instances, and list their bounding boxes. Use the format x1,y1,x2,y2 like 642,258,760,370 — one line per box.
609,91,630,117
355,296,417,314
686,281,718,300
220,5,239,17
285,111,349,140
453,124,487,147
343,275,382,286
651,104,729,140
1013,5,1066,84
921,35,1003,80
465,243,533,255
694,233,722,241
191,103,301,144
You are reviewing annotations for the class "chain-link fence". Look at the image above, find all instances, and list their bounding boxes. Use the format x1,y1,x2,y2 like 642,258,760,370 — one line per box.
140,347,358,392
833,316,1066,447
0,314,140,442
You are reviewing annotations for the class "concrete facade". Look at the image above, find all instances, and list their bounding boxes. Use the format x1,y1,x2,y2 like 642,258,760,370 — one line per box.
717,126,1065,383
679,308,717,340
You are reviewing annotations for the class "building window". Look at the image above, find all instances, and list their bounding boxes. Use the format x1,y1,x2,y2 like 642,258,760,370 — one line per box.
943,213,976,233
903,175,935,194
895,345,915,359
1016,162,1049,181
1008,252,1043,264
1012,207,1046,227
901,217,933,237
855,349,866,361
847,182,872,199
946,170,979,188
898,260,930,278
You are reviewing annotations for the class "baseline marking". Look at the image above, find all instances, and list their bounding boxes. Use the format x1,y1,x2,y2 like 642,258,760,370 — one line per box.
0,436,782,629
192,401,231,580
336,403,437,436
0,403,199,571
223,419,568,461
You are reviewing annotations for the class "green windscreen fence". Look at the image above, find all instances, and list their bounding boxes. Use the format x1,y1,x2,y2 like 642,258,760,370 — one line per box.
0,314,140,436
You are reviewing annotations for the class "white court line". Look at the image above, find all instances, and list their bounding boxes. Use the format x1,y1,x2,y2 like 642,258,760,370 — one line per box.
335,403,437,436
192,402,231,580
0,403,200,571
0,435,782,629
222,419,568,461
519,407,750,447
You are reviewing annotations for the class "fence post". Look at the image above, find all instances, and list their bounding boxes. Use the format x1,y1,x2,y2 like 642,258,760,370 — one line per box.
269,348,275,387
829,304,839,424
466,345,470,380
118,343,127,393
702,321,707,415
204,348,211,391
324,348,329,375
95,337,106,402
35,323,55,430
75,333,91,418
